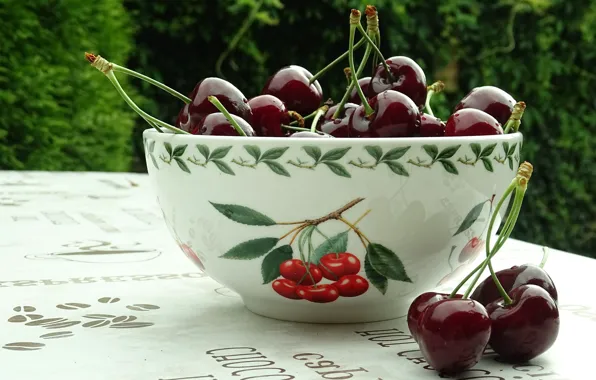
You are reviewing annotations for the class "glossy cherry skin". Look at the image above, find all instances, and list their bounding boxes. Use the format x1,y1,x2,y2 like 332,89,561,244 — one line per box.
419,114,445,137
279,259,323,285
175,103,200,134
368,56,427,108
320,103,358,137
247,95,289,137
486,284,560,363
188,77,253,124
289,131,333,138
296,284,339,303
349,90,420,137
458,237,484,263
333,275,369,297
261,65,323,116
349,77,372,104
407,292,463,342
454,86,516,125
272,279,301,300
198,113,255,136
445,108,503,136
417,298,491,375
318,252,361,280
471,264,558,307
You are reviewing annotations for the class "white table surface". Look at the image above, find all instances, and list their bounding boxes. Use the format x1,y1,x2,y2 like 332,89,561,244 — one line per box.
0,170,592,380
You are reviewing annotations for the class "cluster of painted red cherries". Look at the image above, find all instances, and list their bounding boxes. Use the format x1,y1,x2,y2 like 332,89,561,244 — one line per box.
272,253,369,303
170,7,524,139
406,162,560,375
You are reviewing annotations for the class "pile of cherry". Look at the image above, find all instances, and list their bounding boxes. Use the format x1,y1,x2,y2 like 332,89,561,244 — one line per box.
407,252,560,375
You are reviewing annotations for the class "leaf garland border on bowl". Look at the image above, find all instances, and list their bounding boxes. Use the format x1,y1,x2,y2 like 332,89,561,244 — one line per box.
143,139,521,177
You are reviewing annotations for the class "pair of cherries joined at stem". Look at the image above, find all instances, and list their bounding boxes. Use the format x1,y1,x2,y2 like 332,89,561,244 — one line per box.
271,252,369,303
406,162,560,376
85,5,525,141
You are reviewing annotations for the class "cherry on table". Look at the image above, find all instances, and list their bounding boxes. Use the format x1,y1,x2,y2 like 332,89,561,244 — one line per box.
486,284,560,363
471,263,558,307
333,275,369,297
272,279,301,300
349,77,371,104
407,292,463,342
247,95,290,137
261,65,323,116
318,252,361,280
296,284,339,303
188,77,253,124
454,86,516,125
198,113,255,136
349,90,420,137
279,259,323,285
320,103,358,137
419,114,445,137
417,298,491,375
368,56,427,108
444,108,503,136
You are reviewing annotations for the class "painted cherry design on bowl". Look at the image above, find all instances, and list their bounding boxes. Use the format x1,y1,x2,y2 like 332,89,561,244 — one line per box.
486,284,560,363
320,103,358,137
188,77,253,124
471,263,558,307
272,279,301,300
199,113,256,136
445,108,503,136
247,94,290,137
279,259,323,285
261,65,323,116
419,114,445,137
333,274,369,297
318,252,361,280
296,284,339,303
417,298,491,375
368,56,427,108
454,86,516,125
349,90,420,137
458,237,485,263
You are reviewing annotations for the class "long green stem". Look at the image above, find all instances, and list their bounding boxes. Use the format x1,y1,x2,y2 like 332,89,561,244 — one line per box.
540,246,550,268
310,107,325,133
112,65,191,104
207,96,247,137
308,38,366,85
424,81,445,117
355,24,392,81
105,72,189,134
349,11,374,116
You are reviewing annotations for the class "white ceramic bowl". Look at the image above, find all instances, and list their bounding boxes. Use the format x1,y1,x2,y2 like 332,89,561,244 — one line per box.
143,129,523,323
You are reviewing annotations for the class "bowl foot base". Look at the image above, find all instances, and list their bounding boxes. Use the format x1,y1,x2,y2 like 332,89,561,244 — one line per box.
242,296,408,324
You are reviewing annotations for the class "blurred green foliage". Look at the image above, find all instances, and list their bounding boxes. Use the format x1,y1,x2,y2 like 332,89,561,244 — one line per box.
1,0,593,256
0,0,137,171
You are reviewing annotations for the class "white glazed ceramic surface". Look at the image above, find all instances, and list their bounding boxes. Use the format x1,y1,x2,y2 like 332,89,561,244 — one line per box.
143,129,523,323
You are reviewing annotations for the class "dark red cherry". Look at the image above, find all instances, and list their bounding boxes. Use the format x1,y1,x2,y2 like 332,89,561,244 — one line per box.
199,113,255,136
419,113,445,137
454,86,516,125
349,77,371,104
417,298,491,375
261,65,323,116
175,103,199,134
407,292,463,342
486,284,560,363
247,95,290,137
445,108,503,136
320,103,358,137
471,264,558,307
188,77,252,124
368,56,427,108
349,90,420,137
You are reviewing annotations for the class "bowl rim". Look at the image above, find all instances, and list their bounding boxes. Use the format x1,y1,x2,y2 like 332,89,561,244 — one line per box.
142,128,523,144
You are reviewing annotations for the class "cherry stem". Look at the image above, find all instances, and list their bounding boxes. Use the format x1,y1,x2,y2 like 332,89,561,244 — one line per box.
104,71,189,134
540,246,550,268
86,53,191,104
503,101,526,133
310,106,326,132
287,111,305,129
451,162,533,300
347,10,374,116
424,81,445,117
308,37,366,85
207,96,247,137
355,23,392,81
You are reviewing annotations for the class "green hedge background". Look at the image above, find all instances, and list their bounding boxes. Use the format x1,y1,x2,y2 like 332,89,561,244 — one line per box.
1,0,594,257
